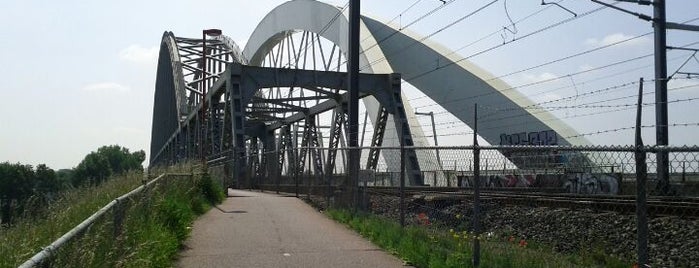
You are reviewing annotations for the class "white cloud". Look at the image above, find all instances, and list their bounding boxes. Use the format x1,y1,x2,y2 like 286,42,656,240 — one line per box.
82,82,130,92
584,33,648,47
119,45,158,65
523,72,558,83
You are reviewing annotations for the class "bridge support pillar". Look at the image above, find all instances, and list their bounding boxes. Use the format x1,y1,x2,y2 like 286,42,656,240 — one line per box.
227,67,247,189
389,74,424,186
262,129,279,187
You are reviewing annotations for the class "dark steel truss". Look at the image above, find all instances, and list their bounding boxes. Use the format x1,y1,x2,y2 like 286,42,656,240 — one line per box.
151,31,426,187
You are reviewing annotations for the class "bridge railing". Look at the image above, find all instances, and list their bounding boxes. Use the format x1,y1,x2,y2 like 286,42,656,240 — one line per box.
18,172,196,268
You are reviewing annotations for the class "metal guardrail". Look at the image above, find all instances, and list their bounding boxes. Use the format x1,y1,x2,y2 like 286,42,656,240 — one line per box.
18,173,169,268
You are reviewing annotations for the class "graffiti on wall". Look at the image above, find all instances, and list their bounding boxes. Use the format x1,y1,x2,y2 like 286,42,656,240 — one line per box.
456,174,535,188
500,130,558,146
499,130,566,169
563,173,619,195
454,173,619,195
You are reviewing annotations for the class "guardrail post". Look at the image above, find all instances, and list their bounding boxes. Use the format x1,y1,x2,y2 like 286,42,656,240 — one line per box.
113,199,124,238
112,197,126,260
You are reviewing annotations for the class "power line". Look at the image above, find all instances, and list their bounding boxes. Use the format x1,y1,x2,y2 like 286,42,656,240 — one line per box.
447,0,563,58
476,83,699,132
324,0,462,73
412,40,699,111
407,59,655,103
406,15,699,102
360,0,499,71
412,53,654,110
487,32,653,81
403,4,612,82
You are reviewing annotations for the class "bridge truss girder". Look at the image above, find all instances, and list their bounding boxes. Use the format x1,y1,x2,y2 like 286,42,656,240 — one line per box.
151,61,424,186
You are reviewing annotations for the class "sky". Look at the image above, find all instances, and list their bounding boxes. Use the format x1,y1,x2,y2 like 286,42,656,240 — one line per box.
1,0,698,169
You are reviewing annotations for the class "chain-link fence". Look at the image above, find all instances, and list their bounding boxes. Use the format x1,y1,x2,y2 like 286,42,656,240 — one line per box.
235,145,699,267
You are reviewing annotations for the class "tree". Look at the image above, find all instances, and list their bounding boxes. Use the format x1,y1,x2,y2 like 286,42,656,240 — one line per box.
0,145,146,224
72,145,146,187
35,164,59,195
0,162,49,225
56,169,74,189
74,152,111,186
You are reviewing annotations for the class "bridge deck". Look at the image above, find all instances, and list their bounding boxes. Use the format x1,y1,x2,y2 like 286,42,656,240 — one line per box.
177,189,406,268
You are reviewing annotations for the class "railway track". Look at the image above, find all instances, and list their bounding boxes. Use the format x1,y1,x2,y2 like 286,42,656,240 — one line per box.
365,186,699,218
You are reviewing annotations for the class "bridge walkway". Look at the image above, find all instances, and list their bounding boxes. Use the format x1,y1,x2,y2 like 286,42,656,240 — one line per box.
177,189,407,268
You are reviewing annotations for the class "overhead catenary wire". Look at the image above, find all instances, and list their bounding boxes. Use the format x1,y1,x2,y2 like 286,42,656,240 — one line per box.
411,52,656,110
476,83,699,132
359,0,499,71
411,40,699,112
402,4,613,82
354,0,460,64
406,15,699,103
388,81,699,139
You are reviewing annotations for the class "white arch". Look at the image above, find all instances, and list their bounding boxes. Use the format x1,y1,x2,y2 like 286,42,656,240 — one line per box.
359,15,588,146
241,0,588,181
242,0,437,175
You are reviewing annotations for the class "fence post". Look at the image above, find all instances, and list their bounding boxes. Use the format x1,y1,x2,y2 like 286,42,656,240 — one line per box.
327,148,332,208
472,104,481,267
307,146,312,199
634,77,649,266
276,150,281,194
400,146,406,227
682,161,686,183
362,149,369,211
635,147,649,266
295,147,300,198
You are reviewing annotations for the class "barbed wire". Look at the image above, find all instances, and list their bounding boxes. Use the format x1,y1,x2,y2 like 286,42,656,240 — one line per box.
565,123,699,139
411,53,654,110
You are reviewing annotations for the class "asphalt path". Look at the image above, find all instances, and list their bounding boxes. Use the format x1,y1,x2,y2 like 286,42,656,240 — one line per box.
177,189,407,268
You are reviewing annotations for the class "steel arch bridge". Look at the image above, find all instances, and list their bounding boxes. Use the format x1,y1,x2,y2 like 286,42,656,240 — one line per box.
149,0,587,187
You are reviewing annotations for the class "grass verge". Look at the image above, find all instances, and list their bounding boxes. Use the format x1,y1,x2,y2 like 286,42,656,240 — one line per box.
326,209,630,268
0,164,225,268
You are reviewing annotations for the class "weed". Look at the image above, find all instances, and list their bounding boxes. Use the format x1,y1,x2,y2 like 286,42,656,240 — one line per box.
326,209,631,268
0,163,225,268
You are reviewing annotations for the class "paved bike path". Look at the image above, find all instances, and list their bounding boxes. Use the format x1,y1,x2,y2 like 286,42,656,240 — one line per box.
177,189,406,268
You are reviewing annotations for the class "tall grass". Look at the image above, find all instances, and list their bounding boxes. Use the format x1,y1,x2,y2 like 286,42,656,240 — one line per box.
0,163,224,268
326,209,630,268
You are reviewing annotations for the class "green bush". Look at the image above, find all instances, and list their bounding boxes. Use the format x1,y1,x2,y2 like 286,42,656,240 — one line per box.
198,173,225,204
157,196,194,241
